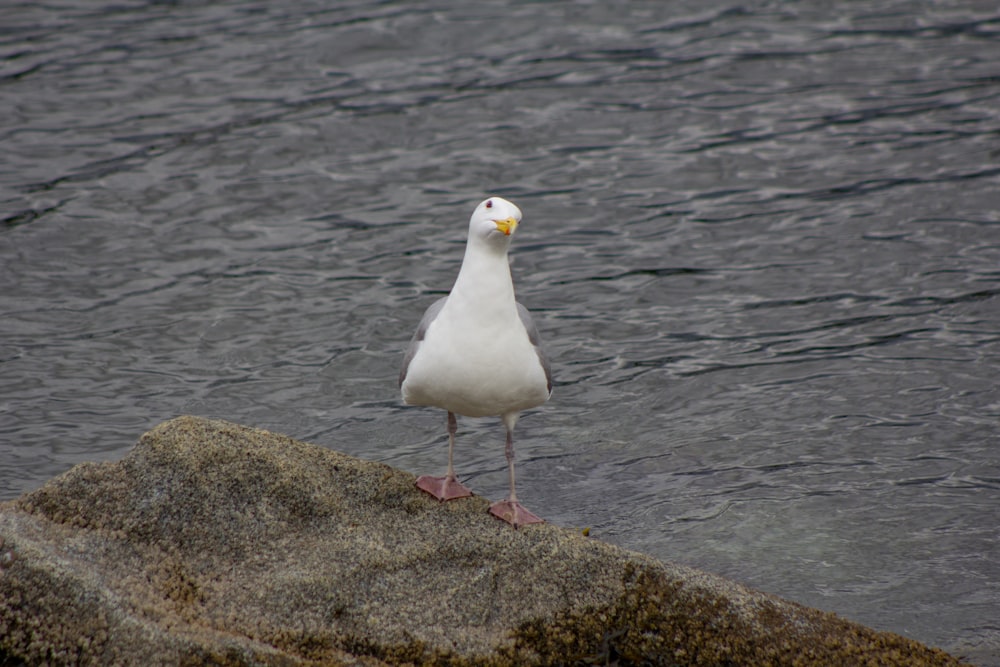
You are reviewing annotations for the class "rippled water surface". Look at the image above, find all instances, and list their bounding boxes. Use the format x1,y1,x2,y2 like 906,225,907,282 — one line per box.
3,1,999,663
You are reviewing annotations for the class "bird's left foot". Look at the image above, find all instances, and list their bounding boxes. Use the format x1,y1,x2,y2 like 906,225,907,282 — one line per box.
489,500,544,528
416,475,474,501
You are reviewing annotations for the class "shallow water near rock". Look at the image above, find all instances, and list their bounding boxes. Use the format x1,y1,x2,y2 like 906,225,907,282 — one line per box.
2,1,999,664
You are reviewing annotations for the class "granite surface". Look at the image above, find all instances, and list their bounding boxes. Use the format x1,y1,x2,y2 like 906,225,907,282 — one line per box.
0,416,972,665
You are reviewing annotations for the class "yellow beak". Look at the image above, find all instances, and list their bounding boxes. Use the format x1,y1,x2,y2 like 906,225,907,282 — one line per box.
494,217,519,236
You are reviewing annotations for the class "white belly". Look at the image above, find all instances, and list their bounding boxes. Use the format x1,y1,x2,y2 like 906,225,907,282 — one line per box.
401,305,550,417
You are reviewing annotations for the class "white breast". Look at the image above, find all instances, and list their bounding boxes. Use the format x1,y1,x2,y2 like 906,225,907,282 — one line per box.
401,295,549,417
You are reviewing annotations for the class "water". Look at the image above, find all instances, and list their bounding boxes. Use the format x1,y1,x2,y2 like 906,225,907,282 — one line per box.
3,1,999,663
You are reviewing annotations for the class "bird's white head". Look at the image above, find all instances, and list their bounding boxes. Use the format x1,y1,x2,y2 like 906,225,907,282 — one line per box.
468,196,523,248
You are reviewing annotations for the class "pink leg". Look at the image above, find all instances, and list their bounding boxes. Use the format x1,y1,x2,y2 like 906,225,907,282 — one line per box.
416,412,473,501
489,424,543,528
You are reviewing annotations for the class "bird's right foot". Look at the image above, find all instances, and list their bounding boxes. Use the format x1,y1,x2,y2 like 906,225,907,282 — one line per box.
416,475,474,501
489,499,544,528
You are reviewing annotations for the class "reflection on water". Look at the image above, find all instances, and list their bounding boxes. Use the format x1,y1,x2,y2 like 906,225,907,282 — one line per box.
2,2,999,663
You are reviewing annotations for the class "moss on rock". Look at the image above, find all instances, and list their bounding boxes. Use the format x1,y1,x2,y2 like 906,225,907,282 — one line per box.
0,417,972,666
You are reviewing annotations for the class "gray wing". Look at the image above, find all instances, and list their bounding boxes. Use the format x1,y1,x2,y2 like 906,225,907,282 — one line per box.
516,301,553,395
399,296,448,387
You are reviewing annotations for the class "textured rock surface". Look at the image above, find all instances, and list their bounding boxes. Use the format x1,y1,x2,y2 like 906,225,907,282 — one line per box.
0,416,971,666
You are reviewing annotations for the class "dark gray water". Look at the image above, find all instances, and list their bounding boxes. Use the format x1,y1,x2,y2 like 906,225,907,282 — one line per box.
3,1,999,663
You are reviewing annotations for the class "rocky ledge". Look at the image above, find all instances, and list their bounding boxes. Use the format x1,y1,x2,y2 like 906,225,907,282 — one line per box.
0,416,971,666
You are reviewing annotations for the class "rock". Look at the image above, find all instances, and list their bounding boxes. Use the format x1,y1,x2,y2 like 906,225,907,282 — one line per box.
0,416,971,666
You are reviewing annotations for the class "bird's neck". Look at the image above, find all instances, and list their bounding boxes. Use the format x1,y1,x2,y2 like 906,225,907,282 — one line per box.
450,245,516,308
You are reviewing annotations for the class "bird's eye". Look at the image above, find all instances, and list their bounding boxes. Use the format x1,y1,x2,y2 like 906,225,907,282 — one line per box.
485,200,493,209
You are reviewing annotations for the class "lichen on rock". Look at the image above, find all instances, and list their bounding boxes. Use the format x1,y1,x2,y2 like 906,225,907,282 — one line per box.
0,417,972,666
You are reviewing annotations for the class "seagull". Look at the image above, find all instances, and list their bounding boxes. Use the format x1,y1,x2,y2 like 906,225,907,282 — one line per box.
400,196,552,527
